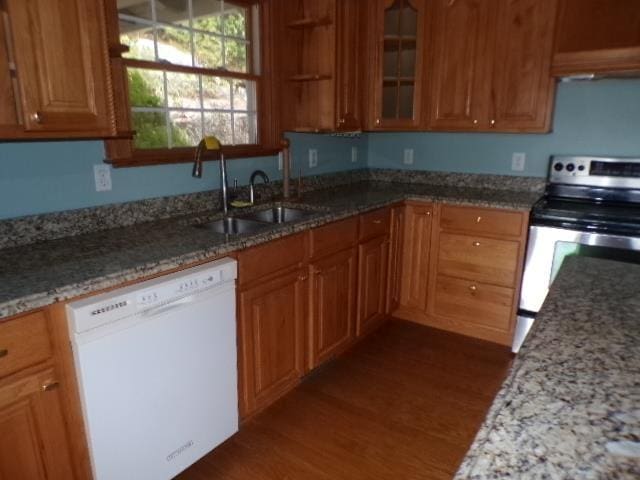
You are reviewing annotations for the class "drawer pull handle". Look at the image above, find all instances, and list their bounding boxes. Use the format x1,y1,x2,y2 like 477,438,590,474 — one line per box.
476,216,482,223
299,275,308,281
0,349,7,358
42,381,60,392
472,241,481,247
469,285,478,293
372,220,382,224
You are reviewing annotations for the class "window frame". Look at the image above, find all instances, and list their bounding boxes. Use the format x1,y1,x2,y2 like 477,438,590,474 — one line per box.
103,0,281,167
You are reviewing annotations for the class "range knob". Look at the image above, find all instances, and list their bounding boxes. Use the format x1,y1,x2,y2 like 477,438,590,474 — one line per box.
554,162,564,172
566,163,575,172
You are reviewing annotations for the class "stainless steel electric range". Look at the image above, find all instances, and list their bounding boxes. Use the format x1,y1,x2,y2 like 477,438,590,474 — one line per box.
514,156,640,352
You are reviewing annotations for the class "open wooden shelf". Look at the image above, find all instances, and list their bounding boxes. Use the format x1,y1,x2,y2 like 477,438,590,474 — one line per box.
286,16,332,29
288,73,332,82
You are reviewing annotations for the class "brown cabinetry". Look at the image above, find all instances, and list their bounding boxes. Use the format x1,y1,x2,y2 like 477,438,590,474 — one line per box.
309,247,357,369
238,269,307,419
0,0,114,138
552,0,640,75
426,204,528,345
427,0,558,133
357,235,389,336
396,202,433,317
278,0,363,132
387,204,406,313
367,0,428,130
0,311,77,479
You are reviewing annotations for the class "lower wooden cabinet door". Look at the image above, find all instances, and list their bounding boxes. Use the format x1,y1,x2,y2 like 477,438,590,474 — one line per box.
399,202,433,314
387,204,406,313
309,248,357,369
356,235,389,337
238,270,307,418
0,368,75,479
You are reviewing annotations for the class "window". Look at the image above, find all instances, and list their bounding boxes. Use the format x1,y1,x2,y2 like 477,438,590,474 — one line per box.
105,0,278,166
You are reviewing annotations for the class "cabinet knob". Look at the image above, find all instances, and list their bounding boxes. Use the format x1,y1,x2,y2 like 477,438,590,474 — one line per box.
425,211,432,216
372,219,382,224
468,285,478,293
42,381,60,392
490,119,496,127
0,349,7,358
476,216,482,223
472,241,481,247
298,275,308,281
339,118,346,125
472,119,478,125
375,118,381,126
31,112,43,124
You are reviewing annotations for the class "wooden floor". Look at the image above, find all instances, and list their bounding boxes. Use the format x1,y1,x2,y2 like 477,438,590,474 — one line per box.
178,319,513,480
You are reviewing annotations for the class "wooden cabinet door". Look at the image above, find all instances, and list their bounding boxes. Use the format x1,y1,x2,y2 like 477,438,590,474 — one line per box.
387,204,406,314
369,0,427,130
0,369,75,479
335,0,363,131
5,0,113,135
427,0,492,130
238,270,307,418
0,7,20,136
309,248,357,368
356,235,389,336
489,0,558,132
399,203,433,313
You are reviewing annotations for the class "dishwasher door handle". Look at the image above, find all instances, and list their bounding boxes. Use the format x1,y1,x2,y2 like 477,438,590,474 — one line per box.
141,295,197,318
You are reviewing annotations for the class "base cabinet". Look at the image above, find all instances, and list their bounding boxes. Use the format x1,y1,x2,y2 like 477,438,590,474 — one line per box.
356,235,389,337
0,369,75,480
238,270,307,418
309,248,357,369
387,204,406,313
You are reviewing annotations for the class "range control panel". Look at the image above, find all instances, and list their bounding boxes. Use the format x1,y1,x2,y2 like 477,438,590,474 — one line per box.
549,156,640,189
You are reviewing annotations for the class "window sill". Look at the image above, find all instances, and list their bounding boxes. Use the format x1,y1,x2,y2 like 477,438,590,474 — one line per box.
106,144,281,168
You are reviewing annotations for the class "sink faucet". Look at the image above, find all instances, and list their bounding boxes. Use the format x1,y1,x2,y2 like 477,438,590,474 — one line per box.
249,170,270,205
192,136,229,215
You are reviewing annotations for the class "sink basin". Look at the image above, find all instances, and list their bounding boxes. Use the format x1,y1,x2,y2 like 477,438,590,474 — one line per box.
195,217,268,235
241,206,317,224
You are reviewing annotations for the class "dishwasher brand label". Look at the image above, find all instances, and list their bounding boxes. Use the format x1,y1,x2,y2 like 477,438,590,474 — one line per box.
166,440,194,462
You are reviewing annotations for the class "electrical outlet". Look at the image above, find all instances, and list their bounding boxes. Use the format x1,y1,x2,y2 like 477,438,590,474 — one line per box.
308,149,318,168
512,152,526,172
278,152,283,171
94,164,112,192
351,146,358,163
403,148,414,165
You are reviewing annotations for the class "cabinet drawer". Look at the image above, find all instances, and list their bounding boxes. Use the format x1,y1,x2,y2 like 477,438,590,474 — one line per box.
434,275,514,332
0,311,52,379
440,205,524,237
239,233,306,286
437,233,520,287
310,216,358,259
359,208,390,241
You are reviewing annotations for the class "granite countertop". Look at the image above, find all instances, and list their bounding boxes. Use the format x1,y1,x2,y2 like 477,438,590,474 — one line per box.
0,180,540,320
456,256,640,479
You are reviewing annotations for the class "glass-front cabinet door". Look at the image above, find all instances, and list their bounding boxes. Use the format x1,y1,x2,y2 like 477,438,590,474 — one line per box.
370,0,426,130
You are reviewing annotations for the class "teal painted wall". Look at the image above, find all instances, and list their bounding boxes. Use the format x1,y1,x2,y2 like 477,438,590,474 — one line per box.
368,79,640,177
0,133,365,219
0,79,638,220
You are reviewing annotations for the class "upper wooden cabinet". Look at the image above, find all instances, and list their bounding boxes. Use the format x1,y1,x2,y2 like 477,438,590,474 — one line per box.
367,0,428,130
552,0,640,75
0,0,114,139
277,0,363,132
427,0,558,133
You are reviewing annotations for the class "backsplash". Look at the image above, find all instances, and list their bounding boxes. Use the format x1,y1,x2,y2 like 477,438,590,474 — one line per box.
0,169,543,250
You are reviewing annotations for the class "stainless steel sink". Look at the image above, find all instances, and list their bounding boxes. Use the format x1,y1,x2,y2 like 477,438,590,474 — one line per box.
195,217,268,235
241,206,317,224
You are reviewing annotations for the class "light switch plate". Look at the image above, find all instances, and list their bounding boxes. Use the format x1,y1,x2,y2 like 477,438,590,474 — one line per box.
308,149,318,168
403,149,414,165
94,164,112,192
512,152,526,172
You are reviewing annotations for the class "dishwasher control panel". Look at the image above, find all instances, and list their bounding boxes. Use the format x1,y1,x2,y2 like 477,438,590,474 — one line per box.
67,258,237,335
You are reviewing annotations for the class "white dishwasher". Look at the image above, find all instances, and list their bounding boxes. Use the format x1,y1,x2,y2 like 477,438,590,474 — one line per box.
67,258,238,480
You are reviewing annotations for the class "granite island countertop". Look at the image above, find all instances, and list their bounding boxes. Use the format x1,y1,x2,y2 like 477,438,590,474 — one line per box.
455,256,640,479
0,180,540,320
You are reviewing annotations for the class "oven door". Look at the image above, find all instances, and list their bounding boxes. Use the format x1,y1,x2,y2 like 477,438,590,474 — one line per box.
520,225,640,314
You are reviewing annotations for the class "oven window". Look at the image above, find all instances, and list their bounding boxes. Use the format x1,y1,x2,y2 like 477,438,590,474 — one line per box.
551,241,640,283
